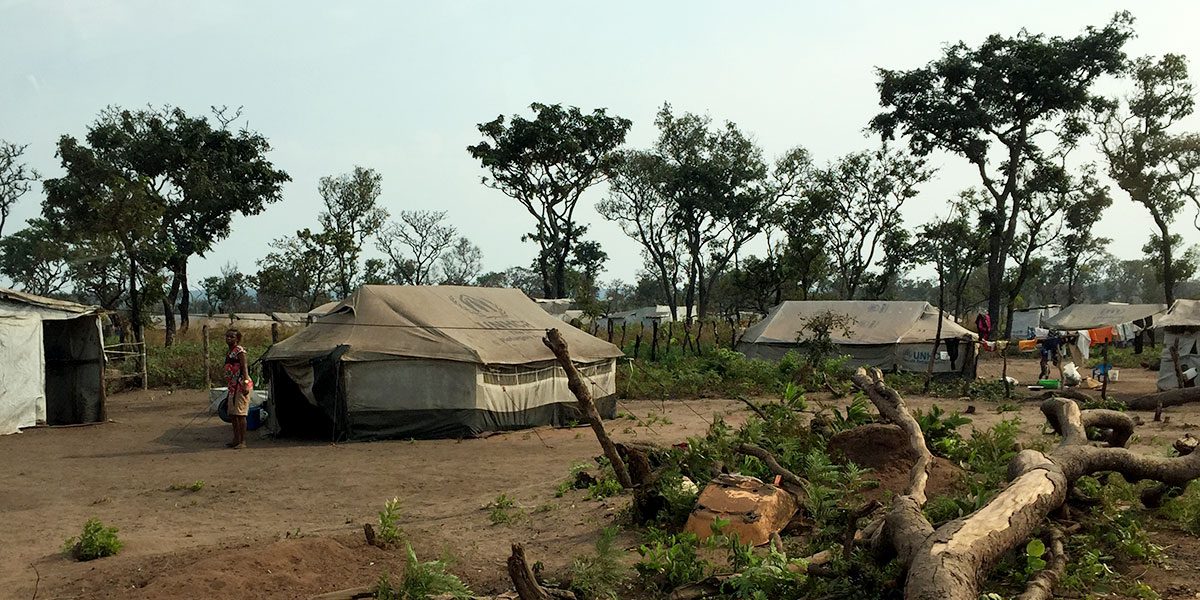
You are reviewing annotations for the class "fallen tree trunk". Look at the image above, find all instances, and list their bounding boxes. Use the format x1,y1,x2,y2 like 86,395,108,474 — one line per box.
848,367,1200,600
1125,387,1200,411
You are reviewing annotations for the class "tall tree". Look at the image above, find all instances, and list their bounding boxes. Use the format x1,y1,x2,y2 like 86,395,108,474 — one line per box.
43,131,169,346
439,237,483,285
0,140,39,237
468,103,631,298
915,191,989,320
201,263,253,315
318,166,388,297
0,218,70,295
1053,190,1113,305
1095,53,1200,304
808,145,934,299
652,105,788,319
598,151,685,315
255,228,339,311
375,210,456,285
871,13,1133,337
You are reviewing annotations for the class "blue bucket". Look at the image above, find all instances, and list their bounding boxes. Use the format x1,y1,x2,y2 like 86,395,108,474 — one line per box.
217,397,264,430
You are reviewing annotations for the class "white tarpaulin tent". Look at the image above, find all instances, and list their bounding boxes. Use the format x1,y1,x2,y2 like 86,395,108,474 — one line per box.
1156,299,1200,391
1043,303,1166,342
737,300,977,373
1009,305,1062,340
263,285,623,440
0,289,105,435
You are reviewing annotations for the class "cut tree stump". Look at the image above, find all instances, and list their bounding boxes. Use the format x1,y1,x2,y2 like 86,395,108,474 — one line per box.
507,544,576,600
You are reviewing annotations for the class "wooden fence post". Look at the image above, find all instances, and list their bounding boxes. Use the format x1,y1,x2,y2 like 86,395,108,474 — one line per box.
633,327,643,359
141,340,148,391
650,319,659,361
271,322,279,344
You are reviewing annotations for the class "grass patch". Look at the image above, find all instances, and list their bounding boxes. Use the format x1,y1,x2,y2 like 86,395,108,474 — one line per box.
374,543,472,600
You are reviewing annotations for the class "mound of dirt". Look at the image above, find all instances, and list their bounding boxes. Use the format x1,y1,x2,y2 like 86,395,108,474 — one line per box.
827,423,962,502
48,536,395,600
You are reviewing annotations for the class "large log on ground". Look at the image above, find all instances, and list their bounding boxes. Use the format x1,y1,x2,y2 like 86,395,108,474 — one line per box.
1125,387,1200,411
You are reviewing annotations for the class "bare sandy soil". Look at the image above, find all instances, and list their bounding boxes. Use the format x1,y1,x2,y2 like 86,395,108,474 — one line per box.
3,355,1198,599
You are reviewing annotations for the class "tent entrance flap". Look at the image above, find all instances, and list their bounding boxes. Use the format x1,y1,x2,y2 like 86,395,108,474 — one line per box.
267,348,345,439
42,316,104,425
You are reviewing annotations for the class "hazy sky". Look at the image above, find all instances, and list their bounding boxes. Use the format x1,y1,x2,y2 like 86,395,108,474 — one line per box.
3,1,1199,290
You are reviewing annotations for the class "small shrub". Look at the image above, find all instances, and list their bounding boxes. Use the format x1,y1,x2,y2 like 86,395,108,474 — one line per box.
167,480,205,492
488,493,520,525
377,497,404,546
571,526,626,600
635,529,710,591
374,543,472,600
64,518,123,561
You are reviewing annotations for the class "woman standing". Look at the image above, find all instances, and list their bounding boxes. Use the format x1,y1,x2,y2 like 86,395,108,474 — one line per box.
224,329,252,449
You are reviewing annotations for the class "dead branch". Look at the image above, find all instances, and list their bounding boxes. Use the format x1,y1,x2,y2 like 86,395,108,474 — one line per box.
1125,387,1200,411
735,395,768,420
543,328,632,489
735,443,805,491
507,544,577,600
850,368,932,503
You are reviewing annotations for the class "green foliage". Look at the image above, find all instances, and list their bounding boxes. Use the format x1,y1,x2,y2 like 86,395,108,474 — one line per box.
1159,480,1200,533
63,518,122,561
825,396,874,434
635,529,710,591
570,526,626,600
488,493,519,525
1024,538,1047,574
587,477,624,501
377,497,404,546
720,548,809,599
374,543,472,600
913,404,971,457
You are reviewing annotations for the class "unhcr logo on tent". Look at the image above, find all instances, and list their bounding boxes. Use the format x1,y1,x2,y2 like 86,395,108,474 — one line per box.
451,294,534,331
451,294,508,317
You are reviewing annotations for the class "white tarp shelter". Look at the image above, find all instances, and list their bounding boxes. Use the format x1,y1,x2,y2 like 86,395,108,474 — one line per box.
597,305,694,328
0,289,105,435
737,300,977,373
262,285,623,440
1156,299,1200,391
1043,303,1166,342
1009,305,1062,340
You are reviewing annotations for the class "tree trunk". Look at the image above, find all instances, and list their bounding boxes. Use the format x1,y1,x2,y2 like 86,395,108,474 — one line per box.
507,544,577,600
1158,222,1176,305
162,298,176,347
177,260,190,334
542,328,632,488
1126,387,1200,410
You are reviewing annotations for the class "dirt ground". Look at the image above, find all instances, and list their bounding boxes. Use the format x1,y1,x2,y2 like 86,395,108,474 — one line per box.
4,356,1199,599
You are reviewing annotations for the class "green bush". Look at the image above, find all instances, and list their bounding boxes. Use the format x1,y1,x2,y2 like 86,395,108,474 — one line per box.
374,543,472,600
571,526,626,600
64,518,122,561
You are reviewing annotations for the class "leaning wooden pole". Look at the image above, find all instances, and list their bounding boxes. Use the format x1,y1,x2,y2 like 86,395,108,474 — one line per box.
543,328,633,489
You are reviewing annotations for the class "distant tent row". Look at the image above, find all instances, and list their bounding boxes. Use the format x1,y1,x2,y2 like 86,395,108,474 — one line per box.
736,301,977,373
596,305,694,329
263,286,622,440
0,289,105,435
1042,303,1166,343
1008,305,1062,340
1157,299,1200,391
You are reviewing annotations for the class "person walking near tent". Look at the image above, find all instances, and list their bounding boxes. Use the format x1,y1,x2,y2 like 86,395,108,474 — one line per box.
975,311,992,341
224,329,252,449
1038,331,1062,380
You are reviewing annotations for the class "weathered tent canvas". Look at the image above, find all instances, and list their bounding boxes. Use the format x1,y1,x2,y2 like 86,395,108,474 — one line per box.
262,285,623,440
0,289,105,435
1043,303,1165,332
736,301,976,373
1156,299,1200,391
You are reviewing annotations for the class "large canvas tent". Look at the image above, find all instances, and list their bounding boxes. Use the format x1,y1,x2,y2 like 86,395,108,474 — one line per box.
1156,299,1200,391
1043,303,1166,342
0,289,105,435
262,285,623,440
736,301,977,373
